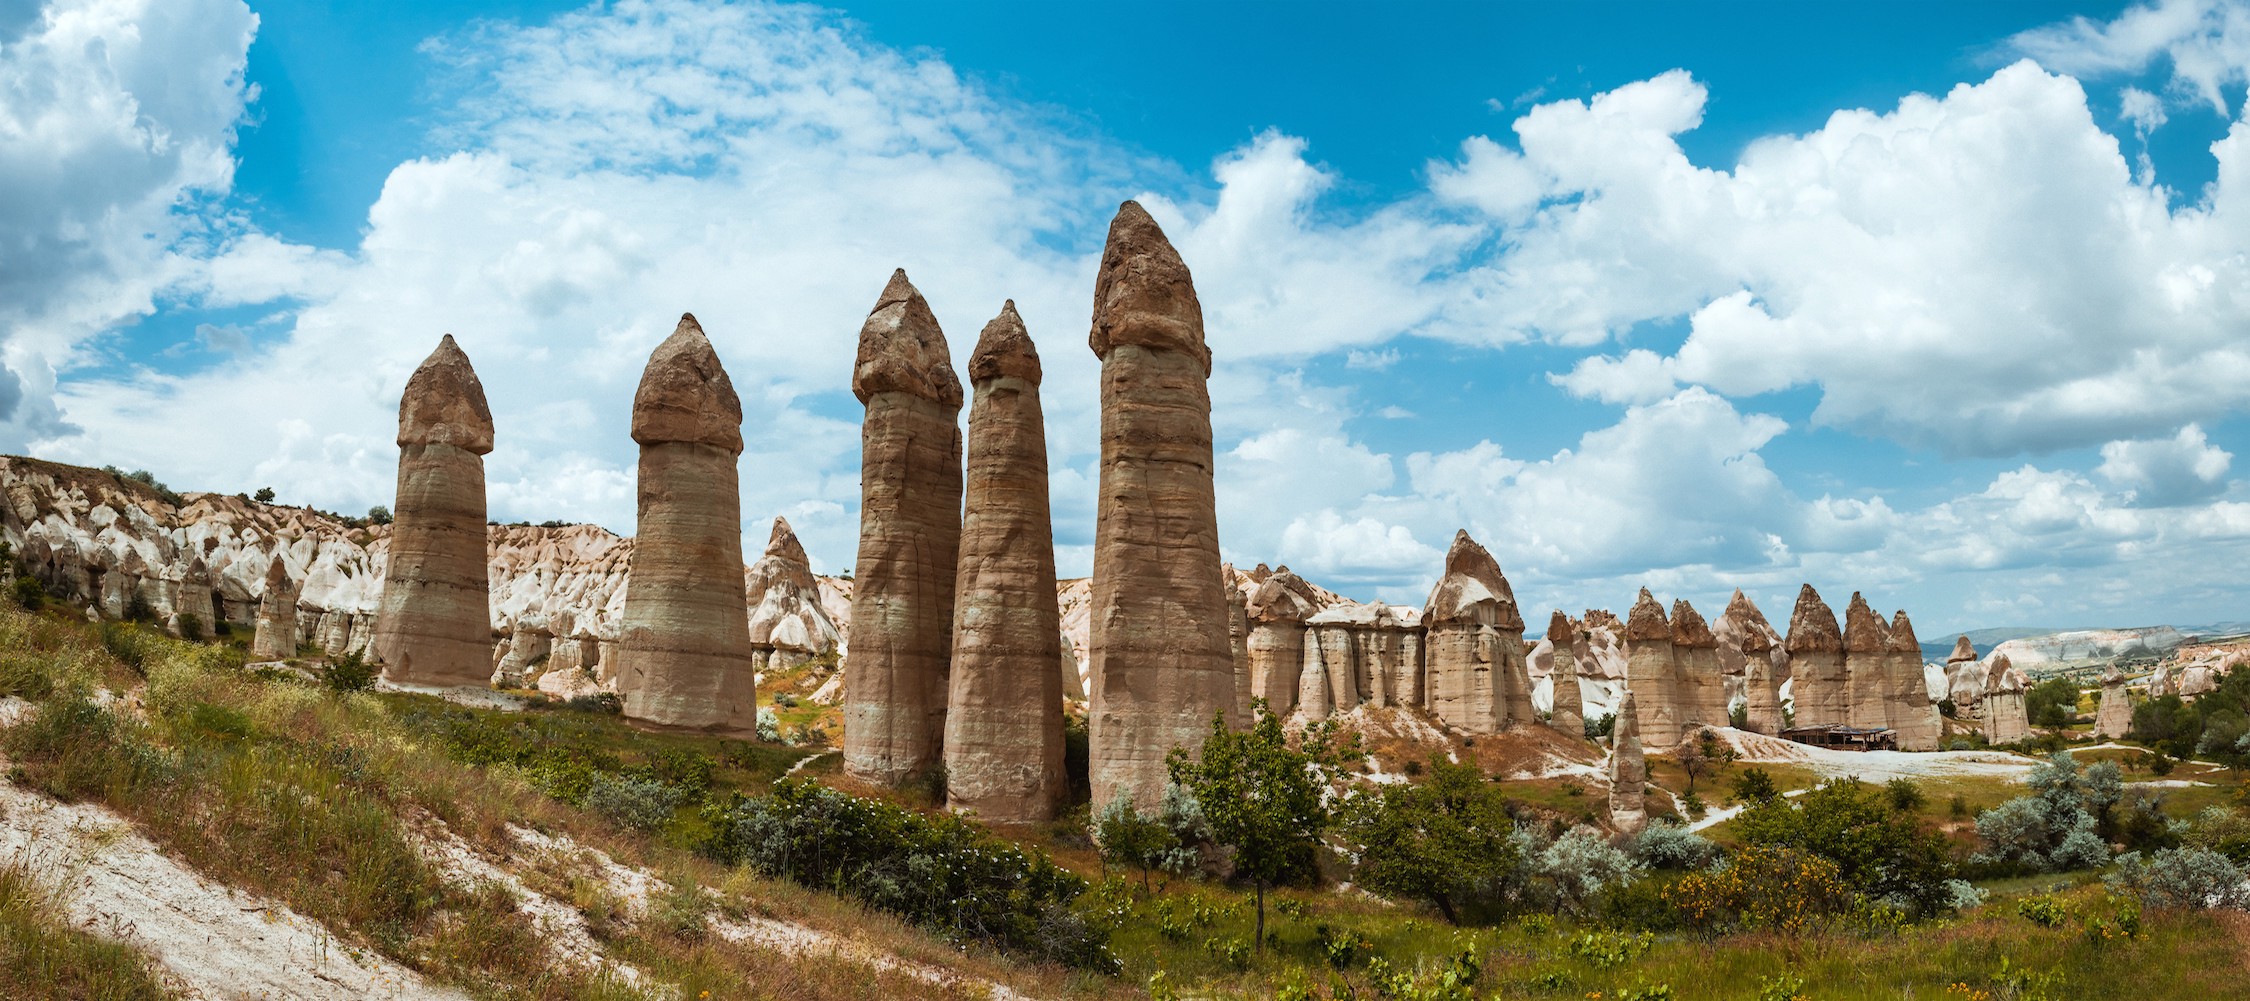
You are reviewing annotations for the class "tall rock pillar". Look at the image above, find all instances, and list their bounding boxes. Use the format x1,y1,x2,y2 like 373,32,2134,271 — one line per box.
1982,655,2030,744
1546,611,1585,738
615,315,756,732
944,302,1064,822
1888,611,1939,750
1245,570,1318,715
1720,590,1785,734
250,556,298,660
1671,600,1726,732
1622,589,1680,748
1843,593,1892,731
1422,530,1524,734
1086,201,1234,812
1946,635,1984,712
1608,690,1648,836
2095,664,2131,739
373,335,496,687
1785,585,1846,728
846,271,965,786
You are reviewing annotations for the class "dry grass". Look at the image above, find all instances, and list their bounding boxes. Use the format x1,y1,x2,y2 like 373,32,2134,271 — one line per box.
0,860,177,1001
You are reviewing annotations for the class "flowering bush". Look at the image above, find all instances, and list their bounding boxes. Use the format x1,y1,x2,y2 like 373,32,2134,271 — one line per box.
1664,844,1853,934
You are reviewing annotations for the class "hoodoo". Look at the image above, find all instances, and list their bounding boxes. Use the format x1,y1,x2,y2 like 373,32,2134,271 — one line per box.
1608,689,1648,835
2095,664,2131,739
1622,589,1679,747
614,315,756,732
1085,201,1235,813
1842,593,1891,730
1982,654,2030,745
744,517,841,673
845,270,965,787
372,335,496,687
1546,610,1584,738
943,301,1065,822
1946,634,1984,710
1888,611,1939,750
1722,590,1785,734
1785,585,1846,728
251,555,298,660
1670,599,1725,732
1423,530,1528,733
1246,570,1320,713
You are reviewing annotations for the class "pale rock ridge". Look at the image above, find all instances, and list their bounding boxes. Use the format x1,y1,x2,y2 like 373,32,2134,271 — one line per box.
374,335,496,688
1887,611,1940,750
1227,582,1252,725
1608,690,1647,835
615,314,756,732
1622,589,1680,748
846,271,965,786
1086,202,1234,812
2095,664,2132,739
944,300,1065,822
1785,585,1846,727
745,518,843,675
1246,568,1319,715
1545,610,1585,738
251,555,298,660
1423,530,1530,733
1843,593,1892,730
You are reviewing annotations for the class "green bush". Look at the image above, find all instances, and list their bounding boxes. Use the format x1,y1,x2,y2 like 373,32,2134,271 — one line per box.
2018,894,2066,928
9,575,43,611
321,651,377,693
700,779,1111,969
2026,678,2082,728
583,774,683,831
1734,778,1960,915
1342,754,1518,923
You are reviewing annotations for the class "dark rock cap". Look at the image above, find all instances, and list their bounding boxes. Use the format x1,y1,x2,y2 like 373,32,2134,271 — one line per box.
1547,609,1575,645
1885,610,1920,654
1624,588,1671,641
1948,635,1978,664
1089,201,1210,372
967,300,1042,385
853,270,964,407
764,516,809,565
1669,599,1718,648
1726,589,1775,653
1423,529,1522,629
631,314,745,452
1843,593,1889,653
1785,584,1843,653
398,334,495,453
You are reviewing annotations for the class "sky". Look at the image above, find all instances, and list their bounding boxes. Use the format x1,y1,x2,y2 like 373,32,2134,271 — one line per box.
6,0,2250,636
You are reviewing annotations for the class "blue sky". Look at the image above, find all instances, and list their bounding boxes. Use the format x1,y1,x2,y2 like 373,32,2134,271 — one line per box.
8,0,2250,635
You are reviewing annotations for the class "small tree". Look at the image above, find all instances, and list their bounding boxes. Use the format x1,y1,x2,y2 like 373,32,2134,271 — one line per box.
1676,734,1711,794
1343,753,1517,924
366,505,393,525
253,487,275,503
1166,699,1350,949
1731,767,1780,806
2025,678,2081,729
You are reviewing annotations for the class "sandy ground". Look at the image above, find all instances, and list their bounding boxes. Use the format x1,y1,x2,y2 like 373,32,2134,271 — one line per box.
1712,728,2041,784
0,769,467,1000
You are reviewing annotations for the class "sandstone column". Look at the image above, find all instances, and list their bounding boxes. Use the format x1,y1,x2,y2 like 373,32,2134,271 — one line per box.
1623,589,1680,748
1245,571,1318,714
943,301,1066,822
2095,664,2131,739
1671,599,1725,732
1546,611,1586,737
614,315,756,732
250,556,298,660
1982,655,2030,745
174,555,216,640
1946,636,1984,712
1086,202,1234,813
1227,585,1253,724
1888,611,1940,750
1422,530,1522,734
1608,690,1648,836
846,271,965,786
1295,630,1332,721
373,335,496,688
1785,585,1846,728
1843,593,1892,731
1719,590,1785,734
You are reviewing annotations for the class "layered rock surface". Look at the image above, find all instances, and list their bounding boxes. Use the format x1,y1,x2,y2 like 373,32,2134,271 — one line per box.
1608,690,1647,836
1843,594,1891,730
373,335,496,688
1423,531,1529,734
1887,611,1939,750
251,555,299,660
1671,599,1726,732
1622,589,1680,747
1085,202,1235,812
614,315,756,733
1982,654,2031,744
1720,590,1786,734
1544,610,1584,738
943,302,1064,822
1785,585,1846,727
2095,664,2131,739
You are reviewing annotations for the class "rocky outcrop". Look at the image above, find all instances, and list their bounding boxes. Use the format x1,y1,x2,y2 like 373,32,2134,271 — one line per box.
614,314,756,733
2095,664,2132,739
372,335,495,688
1888,611,1939,750
845,270,965,787
745,518,842,674
1245,569,1319,714
1982,654,2030,745
1671,599,1726,732
1608,690,1647,836
250,556,298,660
173,556,216,639
1843,593,1891,731
1622,589,1680,748
1085,202,1235,813
1719,590,1785,734
1785,585,1846,728
943,301,1064,822
1946,635,1984,710
1423,530,1527,734
1546,610,1584,738
1227,584,1252,725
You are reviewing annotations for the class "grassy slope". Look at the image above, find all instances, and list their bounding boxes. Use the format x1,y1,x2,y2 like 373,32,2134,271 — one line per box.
0,860,176,1001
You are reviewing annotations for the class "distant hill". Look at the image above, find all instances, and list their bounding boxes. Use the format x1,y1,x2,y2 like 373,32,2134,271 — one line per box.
1918,626,2060,662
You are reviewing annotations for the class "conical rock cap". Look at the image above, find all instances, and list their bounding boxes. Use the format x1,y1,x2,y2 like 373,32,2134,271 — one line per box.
1089,201,1209,372
399,334,495,453
967,300,1041,384
1785,584,1843,653
853,270,963,406
632,314,744,452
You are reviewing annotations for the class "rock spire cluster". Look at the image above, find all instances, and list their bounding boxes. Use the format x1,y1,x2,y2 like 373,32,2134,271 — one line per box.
1424,531,1532,733
845,271,966,787
614,315,757,733
943,302,1066,822
372,335,495,688
1084,202,1237,812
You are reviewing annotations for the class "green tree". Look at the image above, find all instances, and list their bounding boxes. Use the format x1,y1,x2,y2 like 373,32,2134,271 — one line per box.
1342,753,1517,924
1730,767,1780,806
1735,778,1959,915
1166,700,1350,949
2025,678,2082,728
252,487,275,503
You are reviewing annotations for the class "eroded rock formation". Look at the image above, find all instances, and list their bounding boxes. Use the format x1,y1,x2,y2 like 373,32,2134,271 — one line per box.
614,314,756,733
845,271,965,786
943,301,1065,822
1946,635,1984,710
1423,530,1528,734
250,556,298,660
1785,585,1846,728
1609,690,1648,835
1246,569,1319,714
2096,664,2132,739
1623,589,1680,748
1085,202,1235,812
1888,611,1939,750
1546,610,1585,738
1843,593,1892,731
1982,654,2030,744
373,335,495,688
1671,599,1726,732
746,518,843,674
1720,590,1785,734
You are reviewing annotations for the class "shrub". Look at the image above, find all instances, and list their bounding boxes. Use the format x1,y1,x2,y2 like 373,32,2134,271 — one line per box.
1735,778,1960,915
2017,894,2066,928
1665,844,1852,934
2026,678,2081,728
2102,848,2250,910
2184,806,2250,863
1632,823,1718,871
366,505,393,525
701,779,1110,968
583,773,684,832
174,613,204,641
1886,778,1926,812
754,707,781,743
560,692,622,714
1731,767,1780,806
1342,753,1519,923
771,692,798,708
9,575,44,610
1525,826,1644,915
321,651,377,693
1973,751,2112,874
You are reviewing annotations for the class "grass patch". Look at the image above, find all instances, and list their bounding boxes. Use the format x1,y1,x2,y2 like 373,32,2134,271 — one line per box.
0,860,175,1000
